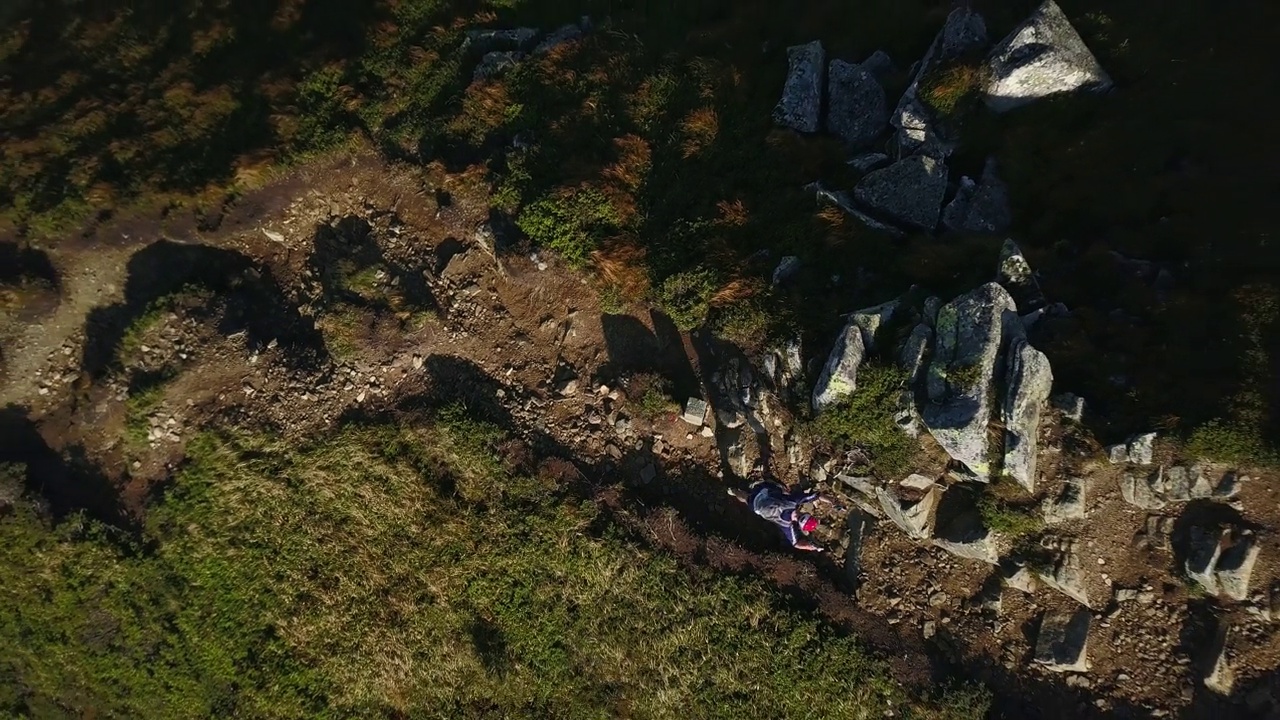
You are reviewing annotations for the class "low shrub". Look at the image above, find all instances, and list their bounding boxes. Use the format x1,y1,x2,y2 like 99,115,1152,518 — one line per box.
808,363,916,478
656,269,718,331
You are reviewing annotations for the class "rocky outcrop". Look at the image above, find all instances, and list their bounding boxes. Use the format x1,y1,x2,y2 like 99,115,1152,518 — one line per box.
1035,609,1092,672
1003,337,1053,492
812,299,900,411
876,484,941,541
774,41,825,133
1043,476,1086,523
922,283,1018,480
996,239,1046,313
984,0,1113,113
1186,526,1260,601
942,158,1012,235
895,323,933,437
1037,541,1091,607
891,7,988,158
826,59,887,149
812,321,865,411
1106,431,1156,465
853,155,948,231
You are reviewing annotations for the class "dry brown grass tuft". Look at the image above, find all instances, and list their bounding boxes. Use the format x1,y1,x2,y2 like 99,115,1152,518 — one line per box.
592,239,650,301
709,277,761,307
602,135,651,191
448,80,511,142
680,107,719,159
715,199,749,227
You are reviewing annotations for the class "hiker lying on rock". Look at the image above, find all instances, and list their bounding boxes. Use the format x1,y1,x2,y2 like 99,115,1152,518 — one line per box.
729,481,826,552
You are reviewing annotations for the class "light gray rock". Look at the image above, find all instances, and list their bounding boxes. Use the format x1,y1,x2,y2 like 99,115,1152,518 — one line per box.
774,41,826,133
997,239,1047,313
1120,469,1167,510
473,51,525,82
533,23,584,55
984,0,1113,113
1004,566,1040,594
849,299,900,352
876,484,941,540
896,323,932,438
845,511,869,587
826,59,887,149
934,526,1000,564
1127,431,1156,465
1035,609,1091,672
923,283,1018,480
1216,532,1261,601
681,397,708,426
891,7,988,158
1106,443,1129,464
1204,623,1235,695
1186,526,1226,594
1003,337,1053,492
772,256,801,285
1038,546,1091,607
1052,393,1086,422
900,474,936,492
807,180,907,236
943,158,1012,234
1166,465,1213,502
760,338,804,397
853,155,948,231
812,321,866,411
1043,477,1086,523
847,152,891,174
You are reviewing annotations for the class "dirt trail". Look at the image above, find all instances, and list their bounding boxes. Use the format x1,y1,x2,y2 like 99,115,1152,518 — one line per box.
3,152,1279,720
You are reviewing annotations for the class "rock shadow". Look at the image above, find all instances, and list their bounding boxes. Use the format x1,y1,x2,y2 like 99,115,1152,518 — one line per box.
307,214,439,315
598,311,699,401
81,240,326,378
0,404,130,529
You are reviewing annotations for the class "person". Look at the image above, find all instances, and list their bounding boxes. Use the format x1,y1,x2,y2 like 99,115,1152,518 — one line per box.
730,481,826,552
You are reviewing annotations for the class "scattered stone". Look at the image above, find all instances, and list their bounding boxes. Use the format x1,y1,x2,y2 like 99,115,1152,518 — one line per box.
700,426,714,438
1127,432,1156,465
826,59,888,149
1065,675,1091,689
773,41,826,133
849,299,900,352
1106,444,1130,464
1044,477,1087,523
474,50,524,82
1035,609,1092,673
922,620,937,639
812,320,866,411
942,158,1012,235
1038,545,1091,607
996,239,1047,313
900,474,936,492
1166,464,1214,502
1187,527,1261,600
1052,393,1086,422
984,0,1113,113
681,397,709,426
638,463,657,485
1114,587,1138,603
891,7,988,157
1004,565,1040,594
847,152,891,174
772,256,802,286
1003,337,1053,492
1120,469,1167,510
852,155,948,231
1204,623,1235,695
261,228,285,243
532,23,584,55
934,526,1000,564
929,591,949,607
860,50,894,81
922,283,1019,480
555,378,579,396
876,484,941,541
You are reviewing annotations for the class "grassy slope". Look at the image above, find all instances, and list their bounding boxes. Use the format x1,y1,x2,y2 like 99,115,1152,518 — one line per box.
0,412,988,718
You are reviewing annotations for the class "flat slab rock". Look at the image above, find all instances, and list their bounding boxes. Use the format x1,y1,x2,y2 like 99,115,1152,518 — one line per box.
1035,609,1092,672
826,59,887,149
876,485,940,541
774,41,825,133
922,283,1019,480
984,0,1113,113
1186,527,1260,601
1043,476,1087,523
942,158,1012,235
853,155,948,231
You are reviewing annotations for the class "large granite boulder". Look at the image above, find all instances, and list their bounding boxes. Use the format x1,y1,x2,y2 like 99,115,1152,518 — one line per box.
1003,337,1053,492
891,7,988,158
1034,609,1092,672
922,283,1018,480
942,158,1012,234
774,41,826,133
826,59,888,149
853,155,948,231
984,0,1113,113
1185,527,1261,601
876,484,941,541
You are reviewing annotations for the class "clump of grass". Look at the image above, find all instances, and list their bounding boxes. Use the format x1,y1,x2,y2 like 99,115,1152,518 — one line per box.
919,63,988,117
945,361,986,393
0,462,25,508
809,363,917,478
124,382,168,448
656,269,719,331
977,481,1044,539
117,285,210,361
1186,419,1279,468
625,372,679,421
516,186,622,267
316,304,367,361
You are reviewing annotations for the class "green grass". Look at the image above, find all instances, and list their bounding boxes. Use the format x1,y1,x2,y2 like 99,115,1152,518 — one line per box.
124,382,168,448
808,363,917,478
117,285,210,361
1185,419,1279,469
626,372,680,421
0,409,990,719
976,482,1044,540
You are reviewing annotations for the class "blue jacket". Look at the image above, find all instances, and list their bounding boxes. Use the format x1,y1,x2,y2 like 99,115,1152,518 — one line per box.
749,482,819,547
